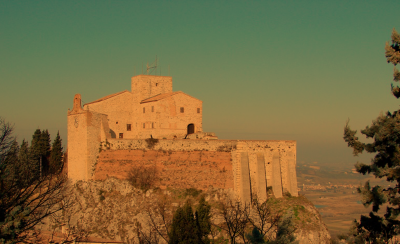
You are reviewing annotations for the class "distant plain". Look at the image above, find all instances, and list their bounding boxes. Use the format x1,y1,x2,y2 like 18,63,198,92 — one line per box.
297,161,389,236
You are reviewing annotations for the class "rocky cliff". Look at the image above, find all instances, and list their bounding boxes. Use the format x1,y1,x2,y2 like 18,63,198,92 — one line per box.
39,178,330,243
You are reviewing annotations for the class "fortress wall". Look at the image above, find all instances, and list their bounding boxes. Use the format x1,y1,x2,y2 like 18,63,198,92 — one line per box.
95,139,298,199
94,150,234,191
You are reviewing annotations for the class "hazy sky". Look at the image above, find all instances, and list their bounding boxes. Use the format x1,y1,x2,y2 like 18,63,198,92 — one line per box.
1,1,399,166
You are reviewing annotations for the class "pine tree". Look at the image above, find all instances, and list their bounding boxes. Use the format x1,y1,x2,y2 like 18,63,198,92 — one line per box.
49,131,63,174
344,28,400,243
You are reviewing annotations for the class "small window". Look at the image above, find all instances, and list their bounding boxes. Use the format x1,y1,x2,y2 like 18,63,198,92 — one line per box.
152,106,154,112
180,107,184,113
197,108,200,113
143,107,145,113
127,124,131,131
143,123,145,129
156,83,158,86
119,133,123,139
116,121,118,124
152,122,154,128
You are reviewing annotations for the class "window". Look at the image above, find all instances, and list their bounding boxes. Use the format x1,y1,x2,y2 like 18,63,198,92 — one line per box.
180,107,184,113
156,83,158,86
143,123,145,129
119,133,123,139
197,108,200,113
152,106,154,112
143,107,145,113
152,122,154,128
116,121,118,124
127,124,131,131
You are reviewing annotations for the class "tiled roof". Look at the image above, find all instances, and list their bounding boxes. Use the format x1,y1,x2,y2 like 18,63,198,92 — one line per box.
84,90,131,106
141,91,202,103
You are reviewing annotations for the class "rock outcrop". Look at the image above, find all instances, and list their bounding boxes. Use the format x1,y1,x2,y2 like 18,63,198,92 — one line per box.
38,178,330,243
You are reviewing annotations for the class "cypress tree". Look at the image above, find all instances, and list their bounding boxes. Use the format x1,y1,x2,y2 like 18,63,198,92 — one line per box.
18,140,33,185
49,131,63,174
39,130,51,174
30,129,41,179
195,196,211,243
344,28,400,242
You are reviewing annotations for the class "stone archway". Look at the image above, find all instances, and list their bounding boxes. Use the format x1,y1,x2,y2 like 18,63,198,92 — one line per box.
187,124,195,134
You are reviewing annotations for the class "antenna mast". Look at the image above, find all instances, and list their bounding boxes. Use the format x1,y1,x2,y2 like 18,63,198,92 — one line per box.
146,56,158,75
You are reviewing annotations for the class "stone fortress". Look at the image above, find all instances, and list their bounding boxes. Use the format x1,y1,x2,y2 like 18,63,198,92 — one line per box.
67,75,298,202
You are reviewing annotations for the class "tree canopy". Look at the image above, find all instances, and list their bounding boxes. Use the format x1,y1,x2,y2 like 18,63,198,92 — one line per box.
344,28,400,243
0,118,69,243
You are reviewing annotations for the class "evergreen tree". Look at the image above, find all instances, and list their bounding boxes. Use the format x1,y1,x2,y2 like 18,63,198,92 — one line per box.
195,196,211,243
0,118,69,243
30,129,41,178
18,139,33,185
246,228,265,244
49,131,63,174
169,198,212,244
344,28,400,243
39,129,51,173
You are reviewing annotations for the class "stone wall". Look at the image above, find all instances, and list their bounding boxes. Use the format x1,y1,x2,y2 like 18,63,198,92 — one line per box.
94,138,298,201
94,150,234,190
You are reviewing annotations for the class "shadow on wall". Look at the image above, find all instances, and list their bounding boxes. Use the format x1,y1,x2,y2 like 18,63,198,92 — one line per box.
110,129,116,138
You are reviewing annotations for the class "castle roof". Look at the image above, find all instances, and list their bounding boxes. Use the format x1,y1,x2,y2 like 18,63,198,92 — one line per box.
83,90,131,106
140,91,202,104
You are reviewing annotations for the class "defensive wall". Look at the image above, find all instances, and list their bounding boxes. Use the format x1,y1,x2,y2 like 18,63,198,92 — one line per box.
93,139,298,202
67,75,298,202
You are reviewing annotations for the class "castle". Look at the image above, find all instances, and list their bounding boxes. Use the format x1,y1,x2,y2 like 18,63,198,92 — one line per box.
67,75,298,202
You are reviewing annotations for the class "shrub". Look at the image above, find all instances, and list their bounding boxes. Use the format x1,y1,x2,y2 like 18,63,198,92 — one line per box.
184,188,202,198
145,137,159,149
127,164,158,191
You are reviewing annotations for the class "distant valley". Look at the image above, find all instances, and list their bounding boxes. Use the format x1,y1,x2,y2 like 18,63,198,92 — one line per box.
297,161,390,236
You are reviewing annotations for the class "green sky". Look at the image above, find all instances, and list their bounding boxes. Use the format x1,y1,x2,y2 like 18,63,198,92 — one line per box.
1,0,399,165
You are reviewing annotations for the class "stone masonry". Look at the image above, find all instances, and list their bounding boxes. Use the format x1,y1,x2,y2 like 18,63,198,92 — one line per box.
67,75,298,201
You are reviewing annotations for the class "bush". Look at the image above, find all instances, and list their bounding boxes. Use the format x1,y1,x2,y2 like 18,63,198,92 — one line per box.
145,138,159,149
127,164,158,191
184,188,202,198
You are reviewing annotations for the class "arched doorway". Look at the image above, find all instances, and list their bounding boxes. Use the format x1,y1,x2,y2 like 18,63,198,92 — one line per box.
187,124,195,134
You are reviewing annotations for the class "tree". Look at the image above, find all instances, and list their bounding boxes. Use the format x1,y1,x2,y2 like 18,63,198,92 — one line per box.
168,198,212,244
0,118,71,243
30,129,42,179
49,131,63,174
218,197,298,244
344,28,400,243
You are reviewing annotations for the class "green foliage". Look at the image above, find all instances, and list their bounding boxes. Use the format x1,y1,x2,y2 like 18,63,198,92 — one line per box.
344,28,400,243
184,188,203,198
168,197,212,244
0,118,68,243
49,131,63,174
246,228,265,244
270,211,298,244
